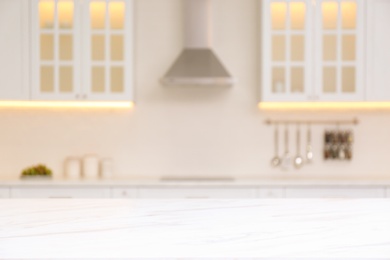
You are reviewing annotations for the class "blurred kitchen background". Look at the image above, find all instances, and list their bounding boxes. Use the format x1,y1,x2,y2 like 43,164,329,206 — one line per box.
0,0,389,180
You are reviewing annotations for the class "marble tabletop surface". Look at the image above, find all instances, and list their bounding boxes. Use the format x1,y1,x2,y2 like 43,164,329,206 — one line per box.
1,199,390,259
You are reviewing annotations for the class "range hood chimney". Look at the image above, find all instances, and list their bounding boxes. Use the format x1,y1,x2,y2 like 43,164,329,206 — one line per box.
161,0,236,86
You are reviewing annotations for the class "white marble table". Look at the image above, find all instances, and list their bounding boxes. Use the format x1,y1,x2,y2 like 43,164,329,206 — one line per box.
0,199,390,259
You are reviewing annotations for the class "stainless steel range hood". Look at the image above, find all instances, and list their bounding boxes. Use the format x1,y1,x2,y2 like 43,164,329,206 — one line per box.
161,0,236,86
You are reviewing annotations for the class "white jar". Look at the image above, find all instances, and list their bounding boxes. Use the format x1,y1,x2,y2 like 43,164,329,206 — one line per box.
100,158,114,179
64,157,81,180
82,155,99,179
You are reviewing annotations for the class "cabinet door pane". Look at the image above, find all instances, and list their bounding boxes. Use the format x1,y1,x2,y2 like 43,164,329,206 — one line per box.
291,35,304,61
272,35,286,61
92,35,105,61
41,34,54,60
109,2,125,29
111,67,124,93
323,35,337,61
342,34,355,61
90,2,106,29
111,35,124,61
271,2,287,30
322,2,338,29
341,2,356,29
41,66,54,93
272,67,286,93
291,67,304,93
323,67,337,93
342,67,355,93
290,2,305,30
39,1,55,29
59,66,73,93
58,1,73,29
59,34,73,60
92,67,105,93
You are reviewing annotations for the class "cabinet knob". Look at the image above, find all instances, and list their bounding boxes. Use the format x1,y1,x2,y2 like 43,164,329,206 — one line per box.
83,94,87,99
76,94,80,99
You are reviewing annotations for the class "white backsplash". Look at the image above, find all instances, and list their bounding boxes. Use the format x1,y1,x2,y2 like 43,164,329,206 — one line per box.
0,0,389,179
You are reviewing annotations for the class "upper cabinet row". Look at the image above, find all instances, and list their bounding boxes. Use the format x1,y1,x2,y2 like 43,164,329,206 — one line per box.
0,0,389,103
0,0,133,101
262,0,390,102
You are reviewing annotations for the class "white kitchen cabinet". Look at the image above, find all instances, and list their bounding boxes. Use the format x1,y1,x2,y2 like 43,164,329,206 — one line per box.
314,0,365,101
111,188,137,198
137,187,258,199
261,0,365,102
366,0,390,101
262,0,313,102
31,0,134,101
386,188,390,198
10,187,110,198
0,188,10,198
285,186,386,198
0,0,29,100
257,187,285,198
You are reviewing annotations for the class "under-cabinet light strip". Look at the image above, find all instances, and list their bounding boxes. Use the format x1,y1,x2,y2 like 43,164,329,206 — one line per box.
258,102,390,110
0,101,134,109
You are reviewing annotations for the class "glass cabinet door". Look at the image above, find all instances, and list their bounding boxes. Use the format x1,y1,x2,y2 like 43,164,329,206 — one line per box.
83,0,133,101
31,0,133,101
315,0,364,101
262,0,313,102
32,0,80,100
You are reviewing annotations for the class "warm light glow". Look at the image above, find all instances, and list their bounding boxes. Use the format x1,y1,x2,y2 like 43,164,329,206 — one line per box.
39,1,55,29
258,102,390,110
322,2,338,29
290,2,306,30
58,1,74,29
341,2,357,29
90,2,106,29
271,2,287,30
109,2,125,29
0,101,134,109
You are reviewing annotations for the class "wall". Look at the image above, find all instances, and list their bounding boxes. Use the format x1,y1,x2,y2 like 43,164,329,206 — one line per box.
0,0,389,180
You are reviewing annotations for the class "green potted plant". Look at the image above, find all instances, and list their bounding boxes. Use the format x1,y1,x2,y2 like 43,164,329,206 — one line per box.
21,164,53,179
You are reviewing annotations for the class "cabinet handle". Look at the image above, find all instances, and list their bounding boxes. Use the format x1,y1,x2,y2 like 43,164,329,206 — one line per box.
83,94,87,99
76,94,80,99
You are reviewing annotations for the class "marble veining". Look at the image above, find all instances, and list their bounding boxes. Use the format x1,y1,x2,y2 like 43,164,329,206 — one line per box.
0,199,390,259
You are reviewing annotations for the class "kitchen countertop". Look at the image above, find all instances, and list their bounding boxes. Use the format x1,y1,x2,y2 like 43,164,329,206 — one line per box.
2,177,390,186
0,199,389,258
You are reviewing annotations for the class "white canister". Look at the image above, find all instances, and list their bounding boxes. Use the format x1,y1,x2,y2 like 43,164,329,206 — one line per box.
100,158,114,179
82,155,99,179
64,157,81,180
